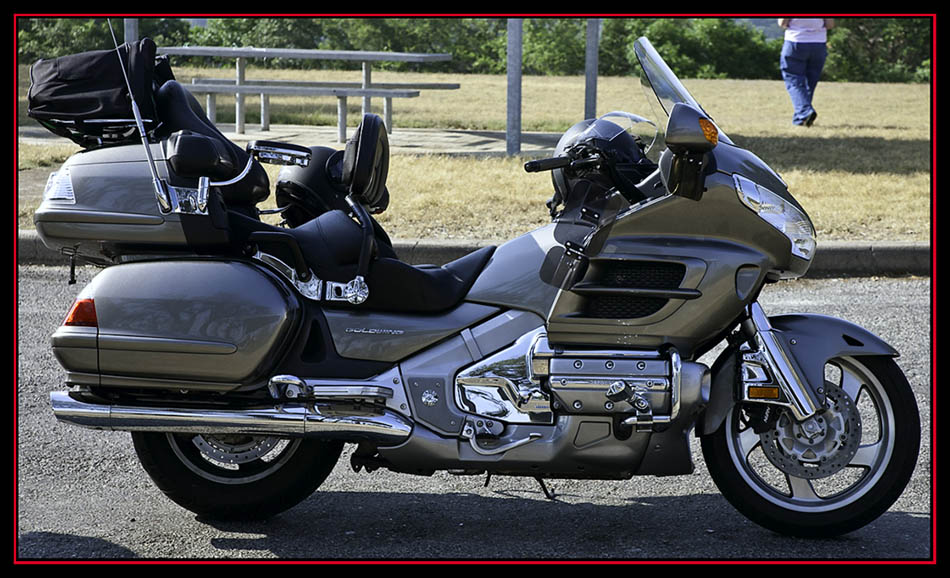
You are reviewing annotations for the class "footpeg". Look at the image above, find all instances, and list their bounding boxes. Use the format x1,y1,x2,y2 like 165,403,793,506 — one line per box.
461,420,542,456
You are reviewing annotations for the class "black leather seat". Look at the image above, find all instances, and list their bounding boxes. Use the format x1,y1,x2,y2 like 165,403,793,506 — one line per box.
154,80,269,213
228,209,495,313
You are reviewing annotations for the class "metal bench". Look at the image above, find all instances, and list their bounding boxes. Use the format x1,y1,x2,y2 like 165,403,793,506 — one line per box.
186,82,420,142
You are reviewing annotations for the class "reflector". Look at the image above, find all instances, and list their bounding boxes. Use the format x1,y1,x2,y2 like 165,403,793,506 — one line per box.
748,386,780,400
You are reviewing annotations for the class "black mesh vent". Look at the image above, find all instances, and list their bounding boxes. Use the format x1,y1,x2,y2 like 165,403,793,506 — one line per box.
597,261,686,289
581,260,686,319
584,295,669,319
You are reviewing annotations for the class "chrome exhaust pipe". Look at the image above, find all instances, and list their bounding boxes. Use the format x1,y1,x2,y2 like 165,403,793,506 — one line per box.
49,391,413,445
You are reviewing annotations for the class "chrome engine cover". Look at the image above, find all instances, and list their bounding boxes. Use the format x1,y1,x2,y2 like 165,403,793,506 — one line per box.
455,330,704,432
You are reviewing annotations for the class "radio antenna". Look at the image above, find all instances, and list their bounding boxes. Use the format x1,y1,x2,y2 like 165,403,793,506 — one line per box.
106,18,175,212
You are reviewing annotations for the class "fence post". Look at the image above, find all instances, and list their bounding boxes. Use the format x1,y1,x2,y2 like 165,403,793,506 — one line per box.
261,94,270,131
506,18,523,156
123,19,138,43
337,96,348,143
362,62,372,117
585,18,600,120
235,57,245,134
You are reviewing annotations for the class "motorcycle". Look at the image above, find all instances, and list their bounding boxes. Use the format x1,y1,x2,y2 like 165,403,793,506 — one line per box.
31,35,920,538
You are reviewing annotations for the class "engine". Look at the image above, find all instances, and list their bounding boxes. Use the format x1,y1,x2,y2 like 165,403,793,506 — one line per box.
455,328,709,432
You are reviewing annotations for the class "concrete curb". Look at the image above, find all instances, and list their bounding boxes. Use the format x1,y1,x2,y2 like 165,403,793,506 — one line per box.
16,229,931,277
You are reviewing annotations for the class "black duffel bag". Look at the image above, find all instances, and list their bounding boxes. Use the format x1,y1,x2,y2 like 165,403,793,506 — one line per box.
27,37,174,148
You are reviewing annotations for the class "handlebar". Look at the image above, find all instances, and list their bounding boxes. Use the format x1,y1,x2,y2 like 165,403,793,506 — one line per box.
524,157,571,173
524,154,601,173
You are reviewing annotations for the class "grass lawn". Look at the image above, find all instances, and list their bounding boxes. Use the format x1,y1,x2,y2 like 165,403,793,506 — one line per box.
17,65,931,241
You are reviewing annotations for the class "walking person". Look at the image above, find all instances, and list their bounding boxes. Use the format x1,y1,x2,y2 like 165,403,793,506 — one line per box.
778,18,835,126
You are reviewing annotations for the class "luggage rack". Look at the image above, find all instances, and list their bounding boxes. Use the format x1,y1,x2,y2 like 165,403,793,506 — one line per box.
36,117,159,149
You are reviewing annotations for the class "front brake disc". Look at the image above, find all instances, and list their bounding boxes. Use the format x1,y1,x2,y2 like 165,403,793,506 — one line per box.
758,382,862,479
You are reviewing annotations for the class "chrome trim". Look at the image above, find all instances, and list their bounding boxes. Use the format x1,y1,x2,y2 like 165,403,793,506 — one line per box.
343,276,369,305
455,327,553,425
747,302,820,421
531,334,663,360
305,367,411,418
325,281,350,302
669,347,682,424
50,391,412,445
253,251,323,301
268,374,394,402
210,156,255,188
169,184,212,216
249,143,311,167
461,420,542,456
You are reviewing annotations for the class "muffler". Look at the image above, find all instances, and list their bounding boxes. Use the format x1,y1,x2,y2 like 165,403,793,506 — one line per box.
49,391,413,445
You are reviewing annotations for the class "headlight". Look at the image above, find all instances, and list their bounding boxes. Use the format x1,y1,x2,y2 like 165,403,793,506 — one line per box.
733,174,815,260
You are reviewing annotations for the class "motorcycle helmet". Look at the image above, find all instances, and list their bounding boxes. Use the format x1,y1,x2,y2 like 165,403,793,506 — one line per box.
550,117,656,213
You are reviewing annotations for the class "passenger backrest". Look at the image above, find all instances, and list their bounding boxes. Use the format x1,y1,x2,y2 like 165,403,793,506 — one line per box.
154,80,270,208
341,113,390,211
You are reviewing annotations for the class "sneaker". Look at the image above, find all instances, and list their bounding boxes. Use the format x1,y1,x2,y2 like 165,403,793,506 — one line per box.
805,111,818,127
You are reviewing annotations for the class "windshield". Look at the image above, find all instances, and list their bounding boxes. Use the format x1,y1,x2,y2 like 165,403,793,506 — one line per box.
634,37,734,146
577,110,659,156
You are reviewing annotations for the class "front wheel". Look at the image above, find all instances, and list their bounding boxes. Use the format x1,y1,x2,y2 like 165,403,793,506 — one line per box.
701,355,920,537
132,432,343,520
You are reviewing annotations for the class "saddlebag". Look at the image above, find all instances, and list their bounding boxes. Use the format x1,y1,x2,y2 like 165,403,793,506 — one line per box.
52,260,300,392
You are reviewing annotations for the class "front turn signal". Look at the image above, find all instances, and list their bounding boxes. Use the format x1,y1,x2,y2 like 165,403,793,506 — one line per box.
698,118,718,146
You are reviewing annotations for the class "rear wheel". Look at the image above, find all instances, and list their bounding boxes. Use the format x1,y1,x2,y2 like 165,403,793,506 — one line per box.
132,432,343,520
701,355,920,537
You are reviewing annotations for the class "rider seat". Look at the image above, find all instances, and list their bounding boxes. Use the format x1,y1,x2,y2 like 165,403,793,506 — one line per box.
225,113,495,313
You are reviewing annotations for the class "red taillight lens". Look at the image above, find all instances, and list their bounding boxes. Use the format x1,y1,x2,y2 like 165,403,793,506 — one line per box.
63,298,97,327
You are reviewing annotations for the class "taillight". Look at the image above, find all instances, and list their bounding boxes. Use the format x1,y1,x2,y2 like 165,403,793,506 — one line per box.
63,298,97,327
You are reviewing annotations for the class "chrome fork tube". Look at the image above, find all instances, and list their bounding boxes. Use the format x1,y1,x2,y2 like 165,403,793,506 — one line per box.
743,302,821,421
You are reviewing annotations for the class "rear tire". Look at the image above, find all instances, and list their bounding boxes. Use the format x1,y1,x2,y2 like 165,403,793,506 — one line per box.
132,432,343,520
701,355,920,537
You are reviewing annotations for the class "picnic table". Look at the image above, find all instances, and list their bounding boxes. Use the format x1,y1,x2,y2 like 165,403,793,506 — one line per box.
158,46,456,141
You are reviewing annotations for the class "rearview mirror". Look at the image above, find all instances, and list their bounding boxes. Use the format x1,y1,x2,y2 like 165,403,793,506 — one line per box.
661,103,718,201
665,103,718,154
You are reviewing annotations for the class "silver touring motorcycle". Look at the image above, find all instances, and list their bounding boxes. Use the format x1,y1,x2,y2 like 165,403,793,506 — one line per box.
34,36,919,538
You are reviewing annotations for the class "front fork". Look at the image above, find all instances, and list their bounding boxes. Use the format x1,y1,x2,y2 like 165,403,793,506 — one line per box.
737,302,824,422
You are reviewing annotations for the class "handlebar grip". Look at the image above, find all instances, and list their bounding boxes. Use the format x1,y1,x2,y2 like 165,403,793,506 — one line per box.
524,157,572,173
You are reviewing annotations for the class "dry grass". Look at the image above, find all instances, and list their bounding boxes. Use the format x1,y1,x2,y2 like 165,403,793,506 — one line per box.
17,65,931,241
17,142,81,171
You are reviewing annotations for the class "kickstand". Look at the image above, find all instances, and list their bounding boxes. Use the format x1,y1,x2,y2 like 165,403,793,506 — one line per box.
535,477,556,500
484,472,492,488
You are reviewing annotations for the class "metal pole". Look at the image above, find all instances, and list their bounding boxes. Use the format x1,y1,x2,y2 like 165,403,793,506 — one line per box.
584,18,600,120
506,18,523,156
235,57,245,134
362,62,372,117
123,19,139,44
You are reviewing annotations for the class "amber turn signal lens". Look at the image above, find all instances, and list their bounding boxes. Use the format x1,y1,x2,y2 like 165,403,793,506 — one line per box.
748,386,780,400
64,298,97,327
698,118,718,146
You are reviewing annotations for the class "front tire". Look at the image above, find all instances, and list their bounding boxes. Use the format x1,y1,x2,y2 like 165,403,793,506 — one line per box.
701,355,920,537
132,432,343,520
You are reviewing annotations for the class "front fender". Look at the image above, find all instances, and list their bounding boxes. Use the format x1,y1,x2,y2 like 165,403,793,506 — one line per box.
699,314,898,436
